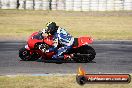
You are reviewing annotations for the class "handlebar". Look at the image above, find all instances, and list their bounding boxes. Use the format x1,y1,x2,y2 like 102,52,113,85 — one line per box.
32,32,44,40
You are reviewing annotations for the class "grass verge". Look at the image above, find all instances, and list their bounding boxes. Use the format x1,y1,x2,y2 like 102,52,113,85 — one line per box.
0,75,131,88
0,9,132,40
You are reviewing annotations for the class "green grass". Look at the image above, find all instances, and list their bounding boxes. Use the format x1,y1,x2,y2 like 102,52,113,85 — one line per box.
0,75,131,88
0,9,132,40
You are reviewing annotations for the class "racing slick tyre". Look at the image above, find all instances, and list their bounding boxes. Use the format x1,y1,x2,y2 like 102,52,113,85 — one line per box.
19,47,40,61
19,47,32,61
74,45,96,63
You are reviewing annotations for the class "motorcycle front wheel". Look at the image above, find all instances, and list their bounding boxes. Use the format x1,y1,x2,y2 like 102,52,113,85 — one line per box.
19,47,32,61
19,47,40,61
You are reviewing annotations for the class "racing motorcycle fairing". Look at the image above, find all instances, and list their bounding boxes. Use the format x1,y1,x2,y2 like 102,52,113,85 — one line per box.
19,32,96,63
27,32,53,49
73,36,93,48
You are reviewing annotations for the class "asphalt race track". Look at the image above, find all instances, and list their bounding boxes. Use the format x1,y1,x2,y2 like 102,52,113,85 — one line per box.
0,41,132,75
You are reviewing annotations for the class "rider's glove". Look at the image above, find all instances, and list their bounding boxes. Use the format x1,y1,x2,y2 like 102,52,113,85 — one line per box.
38,31,43,35
41,29,46,34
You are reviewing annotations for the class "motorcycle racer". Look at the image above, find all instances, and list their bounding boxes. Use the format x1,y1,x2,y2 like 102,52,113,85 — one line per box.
41,22,74,61
19,22,96,62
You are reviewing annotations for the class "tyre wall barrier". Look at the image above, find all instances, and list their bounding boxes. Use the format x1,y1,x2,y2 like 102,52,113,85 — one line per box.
0,0,132,11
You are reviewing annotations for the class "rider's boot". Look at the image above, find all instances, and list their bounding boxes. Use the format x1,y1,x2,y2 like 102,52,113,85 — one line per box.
52,55,63,63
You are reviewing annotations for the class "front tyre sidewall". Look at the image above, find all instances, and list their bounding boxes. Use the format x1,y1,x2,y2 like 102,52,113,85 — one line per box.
19,47,31,61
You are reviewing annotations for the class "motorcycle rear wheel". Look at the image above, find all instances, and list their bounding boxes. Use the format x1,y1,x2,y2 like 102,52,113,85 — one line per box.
74,45,96,63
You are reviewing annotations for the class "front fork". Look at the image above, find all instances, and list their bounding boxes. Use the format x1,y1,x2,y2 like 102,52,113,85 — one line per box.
25,44,30,50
